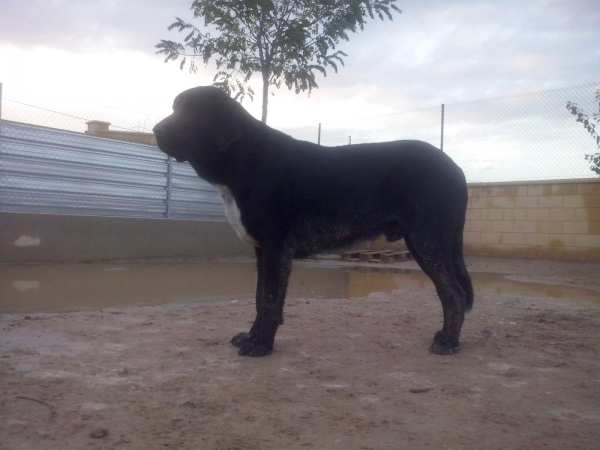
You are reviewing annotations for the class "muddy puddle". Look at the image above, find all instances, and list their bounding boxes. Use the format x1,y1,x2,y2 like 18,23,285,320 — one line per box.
1,260,599,314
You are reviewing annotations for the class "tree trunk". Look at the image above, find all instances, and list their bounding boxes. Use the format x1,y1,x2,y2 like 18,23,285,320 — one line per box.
261,71,269,124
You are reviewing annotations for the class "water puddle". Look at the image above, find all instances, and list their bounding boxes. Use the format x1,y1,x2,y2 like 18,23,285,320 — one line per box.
1,260,599,314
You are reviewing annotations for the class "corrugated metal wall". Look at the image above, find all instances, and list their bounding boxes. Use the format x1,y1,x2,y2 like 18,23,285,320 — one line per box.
0,120,226,221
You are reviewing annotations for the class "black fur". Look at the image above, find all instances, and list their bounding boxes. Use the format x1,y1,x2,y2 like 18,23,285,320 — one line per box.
153,86,474,357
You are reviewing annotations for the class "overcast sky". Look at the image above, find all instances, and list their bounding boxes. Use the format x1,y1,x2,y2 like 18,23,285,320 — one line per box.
0,0,599,131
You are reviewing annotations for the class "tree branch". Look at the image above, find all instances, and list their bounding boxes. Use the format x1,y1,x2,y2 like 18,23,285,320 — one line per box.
157,0,401,123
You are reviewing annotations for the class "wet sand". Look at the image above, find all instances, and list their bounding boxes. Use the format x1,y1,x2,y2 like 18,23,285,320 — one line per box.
1,256,599,449
2,256,599,314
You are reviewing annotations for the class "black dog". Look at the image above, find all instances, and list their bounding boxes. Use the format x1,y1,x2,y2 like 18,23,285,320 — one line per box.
153,87,473,357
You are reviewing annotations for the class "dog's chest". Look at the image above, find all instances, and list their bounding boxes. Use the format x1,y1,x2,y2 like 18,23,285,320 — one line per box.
213,184,259,247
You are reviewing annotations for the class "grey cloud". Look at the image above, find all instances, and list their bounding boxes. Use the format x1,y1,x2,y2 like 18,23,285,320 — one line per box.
0,0,193,53
1,0,598,109
308,0,600,108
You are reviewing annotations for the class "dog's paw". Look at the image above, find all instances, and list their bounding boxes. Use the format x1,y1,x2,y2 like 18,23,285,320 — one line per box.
230,332,252,348
230,332,273,357
237,342,273,357
429,330,459,354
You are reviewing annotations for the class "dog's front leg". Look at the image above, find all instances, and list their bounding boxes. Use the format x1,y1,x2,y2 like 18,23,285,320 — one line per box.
231,242,294,357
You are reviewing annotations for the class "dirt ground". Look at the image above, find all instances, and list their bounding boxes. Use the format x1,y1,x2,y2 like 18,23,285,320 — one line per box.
1,256,600,450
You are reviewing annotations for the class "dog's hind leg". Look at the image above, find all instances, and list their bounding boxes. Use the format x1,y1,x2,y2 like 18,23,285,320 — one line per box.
452,227,474,312
231,241,295,356
404,231,468,354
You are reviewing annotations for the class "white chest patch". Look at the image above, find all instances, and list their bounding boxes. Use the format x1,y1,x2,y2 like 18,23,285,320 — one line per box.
213,184,260,247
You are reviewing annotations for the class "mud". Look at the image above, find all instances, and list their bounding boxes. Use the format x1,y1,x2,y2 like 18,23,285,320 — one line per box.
2,256,598,314
1,256,600,449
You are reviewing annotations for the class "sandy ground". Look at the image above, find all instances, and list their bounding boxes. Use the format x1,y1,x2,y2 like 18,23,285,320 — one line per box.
1,256,600,450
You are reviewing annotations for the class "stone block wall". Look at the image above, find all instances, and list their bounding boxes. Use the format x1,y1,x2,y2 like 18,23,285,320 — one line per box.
465,179,600,261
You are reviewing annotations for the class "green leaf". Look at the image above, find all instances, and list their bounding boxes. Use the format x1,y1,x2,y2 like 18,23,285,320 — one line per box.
567,88,600,174
157,0,401,123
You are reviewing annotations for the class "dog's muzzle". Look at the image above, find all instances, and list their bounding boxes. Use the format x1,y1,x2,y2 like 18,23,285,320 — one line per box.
153,124,185,162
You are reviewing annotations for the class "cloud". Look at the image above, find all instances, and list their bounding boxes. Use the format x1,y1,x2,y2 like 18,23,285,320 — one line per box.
0,0,192,53
1,0,599,129
299,0,600,107
1,0,599,182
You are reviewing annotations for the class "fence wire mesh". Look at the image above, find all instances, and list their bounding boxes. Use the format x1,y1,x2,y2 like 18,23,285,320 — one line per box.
444,84,600,182
284,105,442,148
284,82,600,183
1,82,599,219
1,96,162,135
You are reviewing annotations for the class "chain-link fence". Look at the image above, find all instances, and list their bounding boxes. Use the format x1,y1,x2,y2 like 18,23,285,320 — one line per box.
281,105,443,149
444,84,600,182
1,82,599,185
0,87,162,135
281,83,600,183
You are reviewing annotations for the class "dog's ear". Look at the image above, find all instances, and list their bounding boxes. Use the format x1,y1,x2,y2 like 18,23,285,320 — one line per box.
212,100,242,152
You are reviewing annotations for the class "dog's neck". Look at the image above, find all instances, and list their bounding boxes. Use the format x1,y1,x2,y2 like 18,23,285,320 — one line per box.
189,117,288,187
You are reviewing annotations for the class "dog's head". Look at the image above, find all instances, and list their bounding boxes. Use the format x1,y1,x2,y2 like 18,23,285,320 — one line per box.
153,86,243,163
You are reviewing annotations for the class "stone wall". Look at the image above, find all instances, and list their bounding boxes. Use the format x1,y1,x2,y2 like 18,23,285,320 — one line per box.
464,179,600,261
369,179,600,261
3,179,599,263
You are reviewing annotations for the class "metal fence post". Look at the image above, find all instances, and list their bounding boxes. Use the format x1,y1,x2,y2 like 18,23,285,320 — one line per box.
318,123,321,145
440,103,445,152
0,83,3,151
165,156,173,218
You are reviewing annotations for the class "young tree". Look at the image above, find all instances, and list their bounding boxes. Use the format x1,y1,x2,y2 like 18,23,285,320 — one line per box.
566,89,600,176
156,0,401,123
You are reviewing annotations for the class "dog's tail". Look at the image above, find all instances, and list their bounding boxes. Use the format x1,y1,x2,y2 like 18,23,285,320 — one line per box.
453,222,474,312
